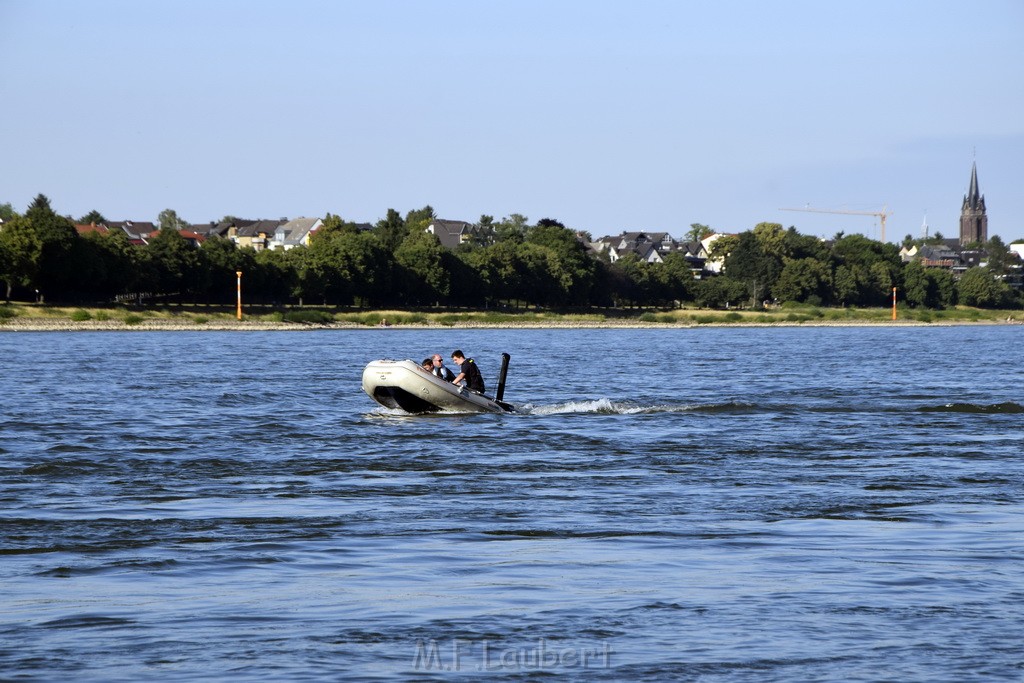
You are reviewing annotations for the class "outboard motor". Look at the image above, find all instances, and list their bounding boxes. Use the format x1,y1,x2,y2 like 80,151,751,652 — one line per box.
495,353,511,403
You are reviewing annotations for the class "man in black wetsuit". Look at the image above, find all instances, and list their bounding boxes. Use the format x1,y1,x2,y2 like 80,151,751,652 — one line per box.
450,349,485,394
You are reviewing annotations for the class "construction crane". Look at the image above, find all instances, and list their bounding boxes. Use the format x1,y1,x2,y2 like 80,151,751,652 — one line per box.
779,205,892,243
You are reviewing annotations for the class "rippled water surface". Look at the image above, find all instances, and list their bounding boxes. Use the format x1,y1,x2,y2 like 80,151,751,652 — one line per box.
1,326,1022,681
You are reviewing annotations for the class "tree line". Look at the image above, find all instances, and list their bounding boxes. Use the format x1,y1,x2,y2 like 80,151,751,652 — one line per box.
1,194,1021,310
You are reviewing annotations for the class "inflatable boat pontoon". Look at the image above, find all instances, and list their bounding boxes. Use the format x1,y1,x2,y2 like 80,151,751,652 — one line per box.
362,353,513,414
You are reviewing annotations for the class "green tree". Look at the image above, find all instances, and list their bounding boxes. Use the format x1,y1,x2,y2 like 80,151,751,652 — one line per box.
781,227,829,261
157,208,190,231
984,236,1012,276
145,226,206,299
869,261,897,306
752,222,786,261
201,236,246,303
611,253,656,306
654,252,695,304
685,223,713,242
372,208,407,253
902,261,930,307
446,249,488,307
692,276,747,308
706,233,738,263
25,194,80,299
525,222,596,305
78,228,141,299
514,241,561,306
78,210,107,225
903,261,958,309
305,231,391,306
957,267,1012,308
931,269,957,308
724,231,780,306
0,215,42,300
394,231,450,304
494,214,529,244
832,264,860,307
318,213,362,239
829,234,902,306
774,257,832,304
462,241,523,306
0,202,18,222
405,205,436,232
475,215,497,247
252,247,297,304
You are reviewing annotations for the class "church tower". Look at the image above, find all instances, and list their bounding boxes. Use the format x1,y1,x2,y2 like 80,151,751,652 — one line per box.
959,161,987,246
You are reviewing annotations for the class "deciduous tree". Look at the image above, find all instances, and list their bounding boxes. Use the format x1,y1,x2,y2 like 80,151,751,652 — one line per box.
774,257,832,304
957,267,1011,308
395,231,449,304
0,216,42,300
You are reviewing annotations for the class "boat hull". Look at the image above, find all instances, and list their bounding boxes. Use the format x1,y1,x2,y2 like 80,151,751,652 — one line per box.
362,360,513,414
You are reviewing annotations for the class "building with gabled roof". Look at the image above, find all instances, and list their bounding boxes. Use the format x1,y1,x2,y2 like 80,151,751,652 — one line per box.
227,219,286,251
426,219,477,249
74,223,109,236
105,220,157,245
271,217,324,250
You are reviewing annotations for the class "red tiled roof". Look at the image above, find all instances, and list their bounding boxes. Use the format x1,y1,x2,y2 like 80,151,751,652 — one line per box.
75,223,109,235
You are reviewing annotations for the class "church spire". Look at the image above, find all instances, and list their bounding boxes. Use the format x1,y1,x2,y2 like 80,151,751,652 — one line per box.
959,160,988,245
965,162,984,210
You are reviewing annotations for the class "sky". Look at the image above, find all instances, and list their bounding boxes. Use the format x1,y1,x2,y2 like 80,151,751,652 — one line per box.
2,0,1022,242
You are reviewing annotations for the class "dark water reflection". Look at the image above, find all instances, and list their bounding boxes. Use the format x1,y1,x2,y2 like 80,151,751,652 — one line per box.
1,327,1022,681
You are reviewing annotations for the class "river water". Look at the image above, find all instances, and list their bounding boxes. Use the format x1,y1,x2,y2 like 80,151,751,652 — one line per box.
1,326,1021,681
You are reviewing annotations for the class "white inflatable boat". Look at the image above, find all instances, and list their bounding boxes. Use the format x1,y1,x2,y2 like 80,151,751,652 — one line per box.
362,354,514,414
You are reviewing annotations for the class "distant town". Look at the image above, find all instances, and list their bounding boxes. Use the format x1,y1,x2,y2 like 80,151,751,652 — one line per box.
1,163,1021,311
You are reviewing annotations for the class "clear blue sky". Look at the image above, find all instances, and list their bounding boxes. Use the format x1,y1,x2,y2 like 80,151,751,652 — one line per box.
2,0,1022,242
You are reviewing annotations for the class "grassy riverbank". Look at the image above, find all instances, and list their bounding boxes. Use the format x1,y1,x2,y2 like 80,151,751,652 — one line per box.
1,302,1020,330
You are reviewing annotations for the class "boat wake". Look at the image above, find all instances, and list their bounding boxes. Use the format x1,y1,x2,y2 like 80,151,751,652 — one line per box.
364,398,752,417
519,398,756,416
366,398,1023,418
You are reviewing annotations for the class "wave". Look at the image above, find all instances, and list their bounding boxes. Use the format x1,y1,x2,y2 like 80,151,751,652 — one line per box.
917,401,1023,414
521,398,757,416
38,614,137,630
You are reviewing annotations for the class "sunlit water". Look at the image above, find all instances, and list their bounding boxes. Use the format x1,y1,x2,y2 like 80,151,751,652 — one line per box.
1,326,1022,681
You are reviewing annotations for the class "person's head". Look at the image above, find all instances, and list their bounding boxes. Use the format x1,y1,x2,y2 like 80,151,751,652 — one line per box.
432,354,444,367
421,358,433,370
451,350,465,365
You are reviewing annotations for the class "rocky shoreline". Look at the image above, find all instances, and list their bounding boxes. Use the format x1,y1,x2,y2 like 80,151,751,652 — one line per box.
2,317,1014,332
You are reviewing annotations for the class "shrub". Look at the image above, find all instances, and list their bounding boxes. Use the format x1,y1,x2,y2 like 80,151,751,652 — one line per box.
638,312,658,323
70,309,92,321
123,313,145,326
0,306,17,321
435,315,460,327
194,316,209,325
94,311,110,322
723,312,742,322
283,309,334,324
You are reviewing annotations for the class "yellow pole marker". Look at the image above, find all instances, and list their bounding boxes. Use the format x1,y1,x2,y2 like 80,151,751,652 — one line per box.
236,271,243,321
892,287,897,321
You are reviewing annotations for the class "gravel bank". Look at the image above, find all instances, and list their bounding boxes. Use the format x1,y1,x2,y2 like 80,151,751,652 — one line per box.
4,318,1010,332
